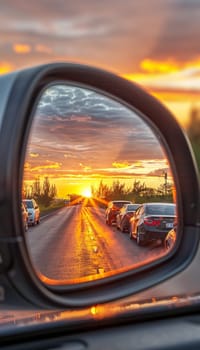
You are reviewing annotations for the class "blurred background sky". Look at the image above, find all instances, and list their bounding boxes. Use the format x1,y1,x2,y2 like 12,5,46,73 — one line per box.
1,0,200,129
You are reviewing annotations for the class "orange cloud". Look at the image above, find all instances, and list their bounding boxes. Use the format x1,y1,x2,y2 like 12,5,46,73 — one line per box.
133,161,143,168
140,59,179,74
125,58,200,83
112,161,130,168
31,161,62,172
13,44,31,54
0,62,13,75
79,163,91,171
140,58,200,74
30,153,39,158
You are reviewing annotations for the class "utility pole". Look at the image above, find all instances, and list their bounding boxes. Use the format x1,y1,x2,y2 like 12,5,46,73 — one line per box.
163,171,168,195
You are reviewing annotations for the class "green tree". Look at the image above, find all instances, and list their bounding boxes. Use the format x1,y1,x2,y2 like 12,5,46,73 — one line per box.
92,180,111,199
110,180,126,199
25,176,57,207
32,177,41,198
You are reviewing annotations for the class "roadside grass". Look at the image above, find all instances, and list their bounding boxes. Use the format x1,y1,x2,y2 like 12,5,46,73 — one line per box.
39,200,66,217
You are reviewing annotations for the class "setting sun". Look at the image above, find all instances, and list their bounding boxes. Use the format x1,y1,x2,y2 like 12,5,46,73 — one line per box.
81,188,92,198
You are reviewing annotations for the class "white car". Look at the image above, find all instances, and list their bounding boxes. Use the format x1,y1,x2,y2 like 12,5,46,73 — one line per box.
23,199,40,226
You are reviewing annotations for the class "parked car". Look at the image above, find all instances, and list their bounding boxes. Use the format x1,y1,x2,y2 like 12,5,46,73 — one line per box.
105,200,132,225
129,202,176,245
116,203,140,232
23,199,40,226
21,202,28,232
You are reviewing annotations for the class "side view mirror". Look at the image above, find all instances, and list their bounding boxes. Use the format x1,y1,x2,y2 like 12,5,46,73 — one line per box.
0,63,199,308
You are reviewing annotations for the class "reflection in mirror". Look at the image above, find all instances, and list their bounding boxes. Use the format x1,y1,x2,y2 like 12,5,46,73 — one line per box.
23,84,176,284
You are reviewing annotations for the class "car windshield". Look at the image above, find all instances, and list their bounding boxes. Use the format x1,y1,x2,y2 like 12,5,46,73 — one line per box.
146,204,175,216
24,201,33,209
126,204,139,211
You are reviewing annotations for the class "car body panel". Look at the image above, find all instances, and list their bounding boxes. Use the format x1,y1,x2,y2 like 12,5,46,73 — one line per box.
116,204,140,232
130,203,176,245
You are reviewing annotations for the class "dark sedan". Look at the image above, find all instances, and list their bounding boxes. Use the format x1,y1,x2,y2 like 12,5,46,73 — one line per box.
116,203,140,232
129,202,176,245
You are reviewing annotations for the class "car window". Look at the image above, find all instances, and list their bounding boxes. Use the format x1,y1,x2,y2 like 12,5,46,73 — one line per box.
127,204,139,211
24,201,33,209
113,202,128,208
146,204,175,215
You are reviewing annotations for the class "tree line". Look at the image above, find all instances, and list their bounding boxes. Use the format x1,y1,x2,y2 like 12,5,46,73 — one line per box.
91,178,173,206
23,176,57,207
23,176,173,209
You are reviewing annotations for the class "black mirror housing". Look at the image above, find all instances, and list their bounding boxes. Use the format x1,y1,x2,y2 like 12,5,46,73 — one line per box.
0,63,199,308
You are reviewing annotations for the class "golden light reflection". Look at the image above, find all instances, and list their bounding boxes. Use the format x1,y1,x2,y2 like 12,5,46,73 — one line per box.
90,306,98,316
23,172,170,199
1,293,195,326
25,164,173,285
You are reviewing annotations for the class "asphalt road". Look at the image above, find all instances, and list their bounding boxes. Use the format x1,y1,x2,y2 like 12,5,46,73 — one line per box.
26,205,166,282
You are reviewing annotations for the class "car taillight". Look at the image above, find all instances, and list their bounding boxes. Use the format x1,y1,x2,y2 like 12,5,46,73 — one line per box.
144,217,161,226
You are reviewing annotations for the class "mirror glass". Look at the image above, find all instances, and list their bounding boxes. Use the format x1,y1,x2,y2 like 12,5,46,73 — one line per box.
23,84,177,284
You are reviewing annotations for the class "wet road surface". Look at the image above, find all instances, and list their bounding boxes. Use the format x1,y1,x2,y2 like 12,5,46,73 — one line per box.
26,205,166,281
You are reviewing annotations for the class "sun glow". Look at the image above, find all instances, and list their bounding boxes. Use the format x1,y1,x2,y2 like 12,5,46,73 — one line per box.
81,188,92,198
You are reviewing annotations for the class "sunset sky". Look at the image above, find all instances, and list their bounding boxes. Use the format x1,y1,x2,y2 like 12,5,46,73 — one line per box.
1,1,199,197
24,85,172,197
1,0,200,126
